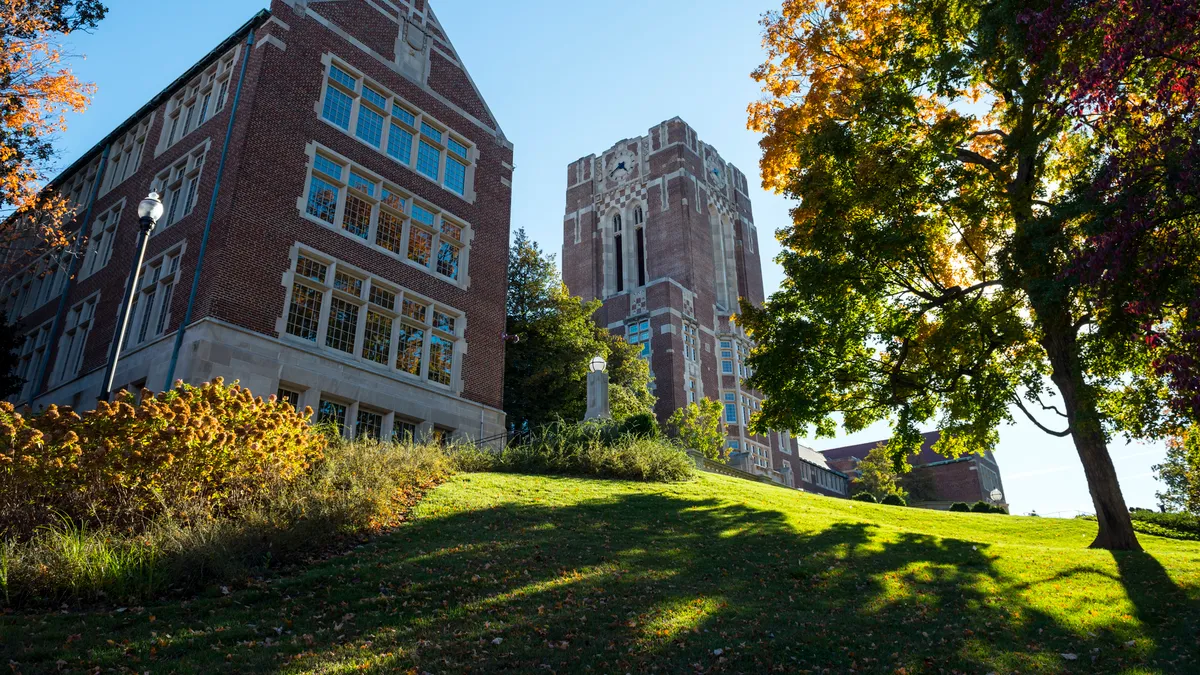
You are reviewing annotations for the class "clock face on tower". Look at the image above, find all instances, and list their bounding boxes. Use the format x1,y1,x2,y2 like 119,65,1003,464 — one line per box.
705,154,727,189
607,149,636,184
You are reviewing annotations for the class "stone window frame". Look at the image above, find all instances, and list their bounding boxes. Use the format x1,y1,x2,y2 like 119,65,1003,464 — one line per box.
157,44,240,156
49,291,99,387
315,53,477,203
78,199,126,281
124,243,185,350
100,114,154,196
0,245,73,320
150,140,212,233
297,143,473,290
682,319,699,363
625,318,651,359
277,245,467,395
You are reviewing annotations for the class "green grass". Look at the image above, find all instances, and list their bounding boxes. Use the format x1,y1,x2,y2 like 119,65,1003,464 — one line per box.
4,472,1200,673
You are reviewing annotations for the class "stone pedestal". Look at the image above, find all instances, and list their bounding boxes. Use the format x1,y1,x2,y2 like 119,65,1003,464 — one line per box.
584,370,611,420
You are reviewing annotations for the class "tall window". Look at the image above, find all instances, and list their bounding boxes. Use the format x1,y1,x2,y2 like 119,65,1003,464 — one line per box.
12,323,51,403
318,57,475,197
100,116,153,195
683,321,699,362
283,250,464,389
635,225,647,287
633,206,644,225
2,253,71,319
152,143,209,230
51,296,97,386
79,202,122,280
301,148,472,285
626,319,650,359
159,45,238,153
687,377,697,404
613,214,624,293
126,249,181,348
725,403,738,425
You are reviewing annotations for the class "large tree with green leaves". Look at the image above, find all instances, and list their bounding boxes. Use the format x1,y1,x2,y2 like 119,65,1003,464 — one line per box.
743,0,1199,550
1153,427,1200,515
504,229,653,432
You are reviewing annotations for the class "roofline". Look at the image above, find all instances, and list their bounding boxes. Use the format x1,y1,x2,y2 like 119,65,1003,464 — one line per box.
41,9,271,198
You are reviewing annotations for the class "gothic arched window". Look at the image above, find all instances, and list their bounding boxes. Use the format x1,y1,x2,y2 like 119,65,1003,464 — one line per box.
633,206,644,225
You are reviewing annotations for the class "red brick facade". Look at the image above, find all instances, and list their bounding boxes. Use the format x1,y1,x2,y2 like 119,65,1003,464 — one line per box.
3,0,512,442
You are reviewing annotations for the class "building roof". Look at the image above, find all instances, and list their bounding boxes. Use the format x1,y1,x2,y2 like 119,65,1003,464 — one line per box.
819,430,996,467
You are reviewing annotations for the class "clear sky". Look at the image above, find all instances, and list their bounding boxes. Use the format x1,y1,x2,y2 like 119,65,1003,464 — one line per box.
49,0,1167,516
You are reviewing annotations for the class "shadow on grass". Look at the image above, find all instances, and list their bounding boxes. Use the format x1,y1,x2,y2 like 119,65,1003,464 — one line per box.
5,479,1200,673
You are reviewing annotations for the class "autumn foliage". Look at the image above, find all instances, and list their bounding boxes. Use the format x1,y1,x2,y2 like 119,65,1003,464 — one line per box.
0,0,106,263
0,378,326,540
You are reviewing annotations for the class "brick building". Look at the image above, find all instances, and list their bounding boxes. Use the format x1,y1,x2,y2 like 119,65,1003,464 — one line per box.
3,0,513,443
821,431,1007,508
561,117,847,496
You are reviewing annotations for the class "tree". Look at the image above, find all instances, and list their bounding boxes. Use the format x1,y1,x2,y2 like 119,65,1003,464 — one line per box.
744,0,1199,550
1,0,107,253
668,399,725,461
504,229,653,432
851,447,907,503
1153,427,1200,515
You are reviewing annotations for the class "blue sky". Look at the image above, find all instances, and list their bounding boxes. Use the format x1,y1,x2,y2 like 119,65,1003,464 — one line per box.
50,0,1167,515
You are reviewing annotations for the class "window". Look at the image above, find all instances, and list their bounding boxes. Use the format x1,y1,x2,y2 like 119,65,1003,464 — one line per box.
79,203,122,280
683,321,699,362
318,398,348,435
126,249,181,348
2,251,72,319
393,418,417,444
276,387,301,410
11,323,51,403
101,116,153,194
50,295,97,385
729,440,740,451
159,46,238,152
152,143,209,230
635,225,647,287
282,249,464,389
633,206,644,225
722,360,733,374
626,319,651,359
725,403,738,424
355,409,383,441
300,148,473,285
318,57,475,197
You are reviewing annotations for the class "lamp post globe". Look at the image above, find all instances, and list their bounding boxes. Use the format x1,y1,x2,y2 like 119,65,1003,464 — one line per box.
588,355,607,373
137,191,165,226
990,488,1003,503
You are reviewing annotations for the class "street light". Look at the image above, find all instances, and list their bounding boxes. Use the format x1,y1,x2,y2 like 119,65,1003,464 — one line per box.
588,355,607,373
98,192,164,402
990,488,1003,503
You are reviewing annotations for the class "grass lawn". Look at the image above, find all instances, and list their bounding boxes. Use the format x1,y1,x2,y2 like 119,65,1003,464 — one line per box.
4,472,1200,673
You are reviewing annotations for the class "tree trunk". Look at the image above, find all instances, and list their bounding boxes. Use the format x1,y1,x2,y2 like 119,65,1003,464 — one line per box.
1042,313,1142,551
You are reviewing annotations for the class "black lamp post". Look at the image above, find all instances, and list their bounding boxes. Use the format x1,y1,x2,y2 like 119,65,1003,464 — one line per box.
98,192,164,402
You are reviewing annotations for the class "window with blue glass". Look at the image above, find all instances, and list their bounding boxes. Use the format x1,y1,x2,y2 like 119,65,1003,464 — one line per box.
416,141,440,180
725,404,738,424
355,105,383,147
722,360,733,374
626,319,651,358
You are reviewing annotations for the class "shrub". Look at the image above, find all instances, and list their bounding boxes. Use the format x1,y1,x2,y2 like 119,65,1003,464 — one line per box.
852,492,877,502
990,504,1008,514
0,378,326,540
880,493,907,507
970,501,994,513
949,502,971,512
2,437,454,607
1128,510,1200,536
500,424,693,483
618,412,660,439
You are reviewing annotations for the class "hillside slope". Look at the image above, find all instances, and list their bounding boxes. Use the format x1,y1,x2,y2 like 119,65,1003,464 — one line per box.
5,472,1200,673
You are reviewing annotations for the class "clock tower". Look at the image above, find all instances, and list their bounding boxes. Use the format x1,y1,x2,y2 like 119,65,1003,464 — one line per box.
562,117,791,479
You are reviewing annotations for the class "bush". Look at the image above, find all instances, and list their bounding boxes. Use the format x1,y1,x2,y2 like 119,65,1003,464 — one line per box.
880,494,907,507
1,437,453,607
852,492,877,502
618,412,660,439
1128,510,1200,536
990,504,1008,514
949,502,971,512
497,421,693,482
970,501,994,513
0,379,325,540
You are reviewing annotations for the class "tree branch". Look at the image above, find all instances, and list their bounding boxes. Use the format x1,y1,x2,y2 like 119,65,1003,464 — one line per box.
1011,395,1072,437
